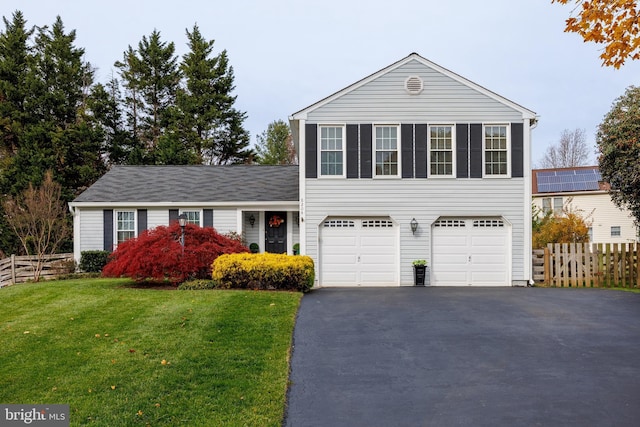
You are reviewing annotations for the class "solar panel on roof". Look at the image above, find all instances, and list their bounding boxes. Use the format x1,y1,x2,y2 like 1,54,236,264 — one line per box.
536,168,602,193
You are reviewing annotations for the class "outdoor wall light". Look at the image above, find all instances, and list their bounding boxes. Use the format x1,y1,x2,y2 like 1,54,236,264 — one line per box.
178,213,187,249
249,214,255,227
410,218,418,235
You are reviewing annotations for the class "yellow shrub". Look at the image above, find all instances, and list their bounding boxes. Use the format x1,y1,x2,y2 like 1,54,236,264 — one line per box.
212,253,315,292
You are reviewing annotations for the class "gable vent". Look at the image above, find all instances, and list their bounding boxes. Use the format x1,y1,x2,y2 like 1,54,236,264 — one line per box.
404,76,423,95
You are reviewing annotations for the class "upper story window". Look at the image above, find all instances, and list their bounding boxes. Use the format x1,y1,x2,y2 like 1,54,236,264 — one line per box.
375,125,399,177
484,125,509,176
320,126,344,176
429,125,454,176
611,226,621,237
116,210,135,244
181,210,201,226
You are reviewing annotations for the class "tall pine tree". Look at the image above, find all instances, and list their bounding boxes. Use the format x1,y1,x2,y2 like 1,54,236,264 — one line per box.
0,12,105,254
115,30,181,163
0,11,33,159
178,25,253,165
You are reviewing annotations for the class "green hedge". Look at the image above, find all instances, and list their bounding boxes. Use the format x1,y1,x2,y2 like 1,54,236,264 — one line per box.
79,250,111,273
178,279,218,290
212,253,314,292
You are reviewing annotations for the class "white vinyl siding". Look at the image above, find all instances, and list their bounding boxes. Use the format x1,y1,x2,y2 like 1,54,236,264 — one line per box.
428,125,455,176
305,59,524,124
147,209,168,229
319,126,345,177
484,124,509,177
213,210,236,234
374,125,400,177
79,209,103,252
304,178,526,285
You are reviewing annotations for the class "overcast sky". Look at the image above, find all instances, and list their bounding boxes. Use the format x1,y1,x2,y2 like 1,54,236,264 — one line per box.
8,0,640,166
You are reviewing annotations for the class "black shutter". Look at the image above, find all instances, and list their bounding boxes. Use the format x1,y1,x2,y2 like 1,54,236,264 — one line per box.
360,124,372,178
456,124,469,178
401,124,414,178
169,209,179,224
103,209,113,251
305,123,317,178
415,124,428,178
346,124,359,178
470,124,483,178
137,209,147,233
203,209,213,228
511,123,524,178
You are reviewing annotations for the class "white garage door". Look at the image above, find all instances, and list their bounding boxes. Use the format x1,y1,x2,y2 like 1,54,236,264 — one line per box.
432,218,510,286
320,218,398,286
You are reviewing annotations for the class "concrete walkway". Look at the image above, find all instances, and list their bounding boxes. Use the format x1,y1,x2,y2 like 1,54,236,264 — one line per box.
284,287,640,427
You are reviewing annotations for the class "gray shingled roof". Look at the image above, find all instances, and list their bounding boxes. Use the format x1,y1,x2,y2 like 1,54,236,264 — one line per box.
73,165,299,203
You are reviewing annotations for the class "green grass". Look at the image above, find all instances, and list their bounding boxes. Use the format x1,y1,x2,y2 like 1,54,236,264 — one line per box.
0,278,302,426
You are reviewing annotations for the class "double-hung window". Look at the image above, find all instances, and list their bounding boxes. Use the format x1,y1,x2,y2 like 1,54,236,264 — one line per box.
429,125,454,176
542,197,563,215
484,125,509,176
320,126,344,176
375,125,399,177
116,211,135,245
181,210,201,226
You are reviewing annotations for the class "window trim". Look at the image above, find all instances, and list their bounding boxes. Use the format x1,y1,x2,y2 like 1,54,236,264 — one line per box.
180,209,203,227
318,124,346,178
482,123,511,178
114,210,136,247
427,124,456,178
373,124,401,178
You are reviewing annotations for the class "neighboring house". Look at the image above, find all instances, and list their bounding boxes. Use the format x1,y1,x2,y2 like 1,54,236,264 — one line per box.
72,53,537,287
289,52,537,287
532,166,639,244
69,165,300,261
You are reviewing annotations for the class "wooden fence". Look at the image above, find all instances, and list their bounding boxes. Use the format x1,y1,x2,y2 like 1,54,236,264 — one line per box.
0,253,74,288
533,243,639,288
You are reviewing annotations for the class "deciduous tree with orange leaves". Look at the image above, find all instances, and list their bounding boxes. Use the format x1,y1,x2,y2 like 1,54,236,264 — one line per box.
553,0,640,68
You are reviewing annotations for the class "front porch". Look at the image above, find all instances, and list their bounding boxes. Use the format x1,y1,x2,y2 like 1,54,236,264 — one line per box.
242,210,300,255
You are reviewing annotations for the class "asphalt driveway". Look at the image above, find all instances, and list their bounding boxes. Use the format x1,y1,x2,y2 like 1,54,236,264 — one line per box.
284,287,640,427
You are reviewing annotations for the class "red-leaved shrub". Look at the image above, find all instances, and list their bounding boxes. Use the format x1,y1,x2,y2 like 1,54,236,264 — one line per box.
102,222,248,284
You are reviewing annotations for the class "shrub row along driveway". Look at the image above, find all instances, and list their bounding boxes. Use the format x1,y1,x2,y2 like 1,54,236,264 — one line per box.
285,288,640,427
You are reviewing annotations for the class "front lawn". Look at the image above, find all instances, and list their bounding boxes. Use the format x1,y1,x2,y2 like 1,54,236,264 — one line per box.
0,278,302,426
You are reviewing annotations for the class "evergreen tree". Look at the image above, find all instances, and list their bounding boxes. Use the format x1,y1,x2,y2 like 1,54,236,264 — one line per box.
256,119,296,165
0,11,33,158
115,30,180,162
89,77,140,165
597,86,640,225
0,12,105,254
179,25,253,165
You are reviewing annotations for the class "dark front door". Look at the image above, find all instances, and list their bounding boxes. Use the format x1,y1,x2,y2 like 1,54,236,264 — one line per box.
265,211,287,253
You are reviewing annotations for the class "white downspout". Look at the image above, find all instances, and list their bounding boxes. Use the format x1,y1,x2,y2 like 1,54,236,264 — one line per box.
524,117,539,285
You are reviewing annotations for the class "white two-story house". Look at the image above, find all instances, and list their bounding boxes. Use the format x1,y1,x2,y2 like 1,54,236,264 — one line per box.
290,53,537,287
70,53,537,287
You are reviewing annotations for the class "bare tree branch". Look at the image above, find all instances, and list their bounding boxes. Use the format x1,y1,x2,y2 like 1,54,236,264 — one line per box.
2,171,71,281
539,128,592,168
